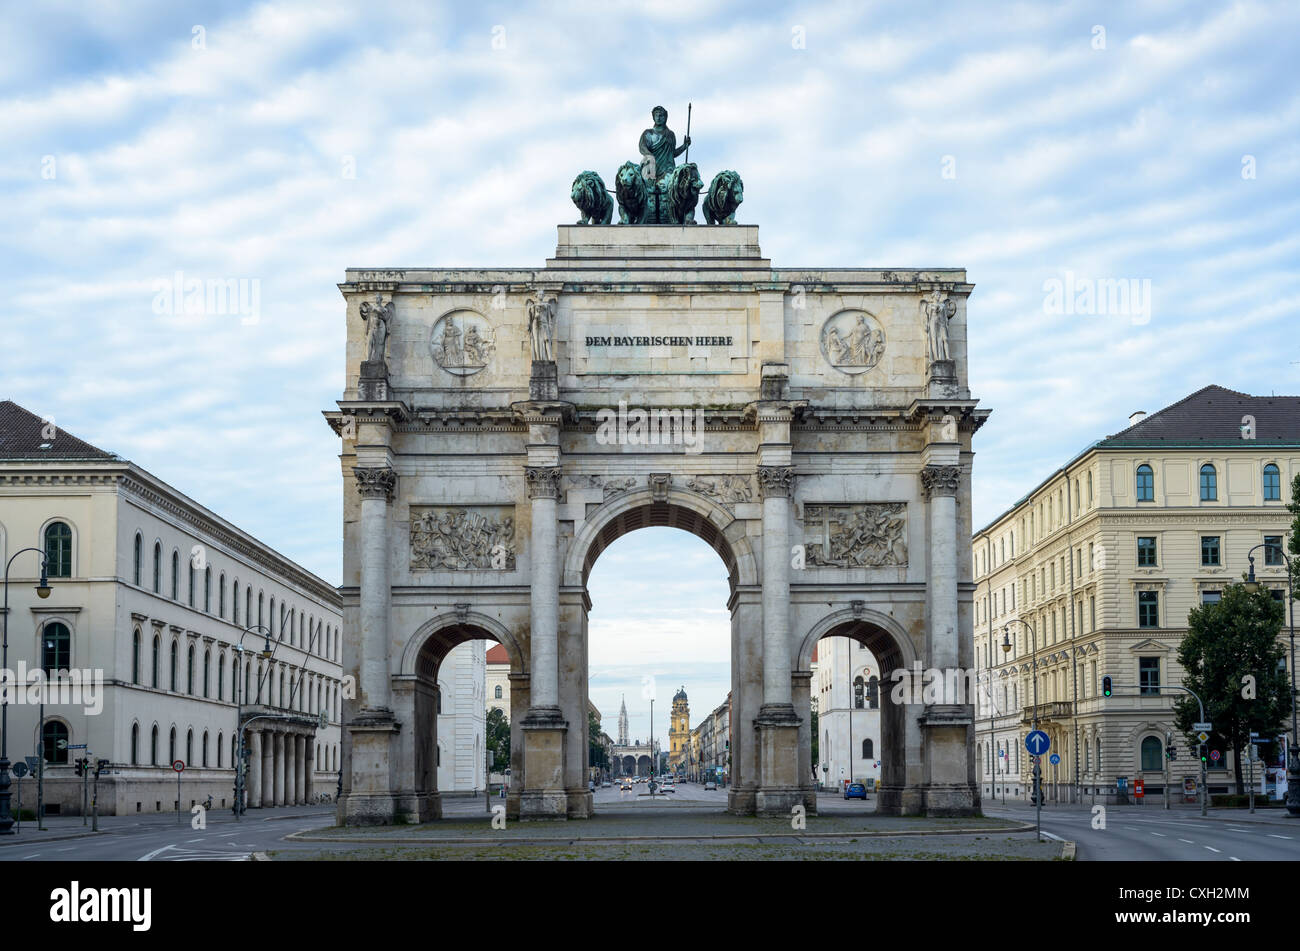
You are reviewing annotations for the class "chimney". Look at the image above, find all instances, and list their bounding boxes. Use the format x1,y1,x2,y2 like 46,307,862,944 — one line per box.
1128,411,1147,427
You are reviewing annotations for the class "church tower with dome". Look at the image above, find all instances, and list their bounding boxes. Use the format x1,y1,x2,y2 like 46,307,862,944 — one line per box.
668,686,690,775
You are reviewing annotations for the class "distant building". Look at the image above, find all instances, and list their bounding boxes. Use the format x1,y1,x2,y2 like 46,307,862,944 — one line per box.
486,642,509,714
668,685,689,774
814,636,882,790
436,640,487,794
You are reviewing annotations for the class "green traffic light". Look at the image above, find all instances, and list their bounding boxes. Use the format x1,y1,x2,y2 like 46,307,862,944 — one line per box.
1102,675,1112,697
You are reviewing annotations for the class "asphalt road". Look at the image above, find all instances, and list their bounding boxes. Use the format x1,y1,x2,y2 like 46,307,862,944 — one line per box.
981,802,1300,860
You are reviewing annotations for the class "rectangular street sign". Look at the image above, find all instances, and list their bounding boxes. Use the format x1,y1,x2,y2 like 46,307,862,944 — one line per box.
66,744,87,749
1193,722,1212,731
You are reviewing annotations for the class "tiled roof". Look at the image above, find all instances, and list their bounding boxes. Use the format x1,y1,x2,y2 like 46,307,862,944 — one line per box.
0,401,118,460
485,643,509,665
1099,385,1300,447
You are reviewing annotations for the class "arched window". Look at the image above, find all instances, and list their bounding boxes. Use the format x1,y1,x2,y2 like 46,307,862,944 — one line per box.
246,588,252,627
171,550,179,600
233,581,240,624
867,676,879,710
219,573,226,617
1264,464,1282,501
169,727,177,764
204,567,211,613
187,644,195,694
853,676,864,709
217,653,225,701
270,598,277,638
151,725,159,765
1135,464,1154,502
44,521,73,577
1200,464,1217,501
43,721,69,763
151,636,160,687
152,542,162,593
494,685,502,699
41,621,71,674
217,732,223,767
862,738,873,760
1140,736,1162,772
133,533,143,585
186,728,193,765
188,561,195,607
258,592,264,628
203,649,210,698
202,730,209,767
170,640,178,691
1087,471,1093,505
131,723,139,765
132,629,141,683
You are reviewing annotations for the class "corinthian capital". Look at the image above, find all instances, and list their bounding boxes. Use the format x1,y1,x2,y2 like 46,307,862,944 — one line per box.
353,466,396,501
920,465,961,499
524,465,563,500
756,465,795,499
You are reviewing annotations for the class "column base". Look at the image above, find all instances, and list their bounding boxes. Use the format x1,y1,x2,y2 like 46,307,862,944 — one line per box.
337,792,400,826
726,786,757,815
876,784,925,816
565,788,593,819
519,789,568,820
519,708,568,820
755,786,805,816
922,783,979,817
395,791,441,824
755,704,802,816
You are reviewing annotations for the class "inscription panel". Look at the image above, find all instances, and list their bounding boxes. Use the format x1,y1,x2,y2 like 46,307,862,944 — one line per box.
569,309,749,375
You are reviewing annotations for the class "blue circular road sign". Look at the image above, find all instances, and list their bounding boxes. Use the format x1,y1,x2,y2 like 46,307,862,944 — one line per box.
1049,753,1061,765
1025,730,1050,756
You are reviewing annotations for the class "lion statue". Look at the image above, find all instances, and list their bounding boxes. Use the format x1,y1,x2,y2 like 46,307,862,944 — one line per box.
570,170,613,225
615,161,648,224
703,170,744,225
661,162,705,224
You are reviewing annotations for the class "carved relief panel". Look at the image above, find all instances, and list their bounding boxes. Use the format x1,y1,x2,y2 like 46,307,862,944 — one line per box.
802,502,907,567
410,505,516,570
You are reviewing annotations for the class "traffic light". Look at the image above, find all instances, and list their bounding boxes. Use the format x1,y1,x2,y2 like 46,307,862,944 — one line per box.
95,759,109,776
73,758,85,777
1199,745,1208,764
1166,745,1177,761
1102,676,1112,697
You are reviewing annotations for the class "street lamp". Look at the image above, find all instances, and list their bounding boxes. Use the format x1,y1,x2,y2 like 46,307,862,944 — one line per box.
1003,618,1043,841
1243,543,1299,817
1,548,51,834
233,625,276,820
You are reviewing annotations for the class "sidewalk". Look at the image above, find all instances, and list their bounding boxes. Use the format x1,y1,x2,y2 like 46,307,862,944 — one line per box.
0,803,333,847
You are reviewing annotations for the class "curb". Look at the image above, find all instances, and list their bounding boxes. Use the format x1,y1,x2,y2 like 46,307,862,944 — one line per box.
1061,840,1076,861
284,821,1037,847
0,830,110,848
251,851,271,862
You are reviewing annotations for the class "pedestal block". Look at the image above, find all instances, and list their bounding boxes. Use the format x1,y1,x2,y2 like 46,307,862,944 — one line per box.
754,705,803,815
338,712,402,825
519,711,568,820
920,704,978,816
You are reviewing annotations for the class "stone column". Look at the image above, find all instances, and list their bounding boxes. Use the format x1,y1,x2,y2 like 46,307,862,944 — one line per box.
287,734,298,805
248,729,262,808
354,466,396,712
295,735,306,804
273,731,285,806
304,739,315,803
524,464,562,714
918,463,976,816
754,462,802,815
261,730,274,807
341,463,403,825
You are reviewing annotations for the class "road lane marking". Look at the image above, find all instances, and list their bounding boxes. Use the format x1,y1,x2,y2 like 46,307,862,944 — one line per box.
1178,838,1195,844
1227,827,1250,832
21,853,40,859
1268,834,1292,840
1205,846,1221,853
187,837,203,843
1230,856,1241,861
1150,832,1166,837
1039,831,1064,841
137,844,177,862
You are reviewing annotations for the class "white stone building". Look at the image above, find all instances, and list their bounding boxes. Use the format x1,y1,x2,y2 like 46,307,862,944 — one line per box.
436,639,487,793
0,401,343,817
814,636,882,791
486,642,510,714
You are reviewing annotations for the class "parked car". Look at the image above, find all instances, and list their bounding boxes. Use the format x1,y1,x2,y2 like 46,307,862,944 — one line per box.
844,782,868,800
703,781,717,791
601,781,611,788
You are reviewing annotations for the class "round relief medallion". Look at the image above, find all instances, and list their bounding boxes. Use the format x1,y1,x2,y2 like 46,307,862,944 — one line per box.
431,310,496,377
820,309,885,375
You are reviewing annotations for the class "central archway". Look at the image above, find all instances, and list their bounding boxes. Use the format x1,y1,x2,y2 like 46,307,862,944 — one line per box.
561,487,760,816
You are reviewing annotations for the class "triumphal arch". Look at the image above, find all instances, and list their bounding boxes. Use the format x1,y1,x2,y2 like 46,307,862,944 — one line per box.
326,110,988,823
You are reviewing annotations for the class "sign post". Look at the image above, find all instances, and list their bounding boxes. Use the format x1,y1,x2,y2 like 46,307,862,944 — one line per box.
11,760,27,832
1025,731,1050,841
172,759,185,823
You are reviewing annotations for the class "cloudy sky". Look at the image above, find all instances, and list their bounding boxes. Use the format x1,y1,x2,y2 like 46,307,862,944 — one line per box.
3,1,1296,738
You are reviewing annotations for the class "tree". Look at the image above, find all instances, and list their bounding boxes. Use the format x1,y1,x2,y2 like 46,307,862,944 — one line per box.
486,707,510,771
1286,472,1300,599
1174,582,1289,794
809,707,819,771
588,711,609,772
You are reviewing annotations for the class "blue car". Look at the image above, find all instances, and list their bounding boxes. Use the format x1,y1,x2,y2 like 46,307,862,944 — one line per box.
844,782,867,800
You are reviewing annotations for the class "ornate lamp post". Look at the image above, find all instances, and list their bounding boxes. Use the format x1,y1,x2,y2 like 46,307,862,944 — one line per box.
232,625,275,820
1003,618,1042,840
1,548,52,834
1243,543,1299,817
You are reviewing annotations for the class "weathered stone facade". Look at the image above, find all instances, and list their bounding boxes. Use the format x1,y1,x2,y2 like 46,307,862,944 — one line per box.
327,226,988,822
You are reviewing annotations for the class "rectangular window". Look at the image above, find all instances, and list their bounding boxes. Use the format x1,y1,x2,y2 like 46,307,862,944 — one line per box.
1200,536,1220,566
1138,591,1159,628
1137,536,1157,567
1265,536,1284,566
1139,657,1160,695
1201,590,1221,606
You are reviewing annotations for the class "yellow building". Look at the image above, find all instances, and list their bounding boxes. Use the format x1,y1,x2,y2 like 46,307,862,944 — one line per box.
974,386,1298,804
668,686,690,775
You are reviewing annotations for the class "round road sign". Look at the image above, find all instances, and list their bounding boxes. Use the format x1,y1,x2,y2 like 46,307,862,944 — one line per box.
1049,753,1061,765
11,762,28,778
1210,749,1221,763
172,759,185,772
